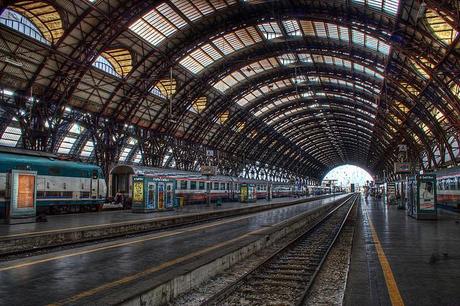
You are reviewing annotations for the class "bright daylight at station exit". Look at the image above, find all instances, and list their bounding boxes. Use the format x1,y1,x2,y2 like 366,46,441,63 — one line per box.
0,1,459,306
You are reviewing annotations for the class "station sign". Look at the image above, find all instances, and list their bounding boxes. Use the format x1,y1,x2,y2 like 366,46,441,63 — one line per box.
394,162,410,174
201,165,217,176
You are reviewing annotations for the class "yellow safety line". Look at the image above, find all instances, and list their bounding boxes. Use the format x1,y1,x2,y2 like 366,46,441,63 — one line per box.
368,217,405,306
48,227,268,306
0,213,258,272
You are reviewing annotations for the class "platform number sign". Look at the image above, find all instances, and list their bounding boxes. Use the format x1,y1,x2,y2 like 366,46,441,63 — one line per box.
133,179,144,203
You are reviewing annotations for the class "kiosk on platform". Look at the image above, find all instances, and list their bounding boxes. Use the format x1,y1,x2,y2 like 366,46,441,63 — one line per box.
406,174,437,220
131,176,175,213
240,183,256,203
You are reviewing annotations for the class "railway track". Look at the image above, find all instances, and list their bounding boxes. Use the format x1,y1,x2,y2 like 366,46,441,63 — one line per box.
202,193,359,306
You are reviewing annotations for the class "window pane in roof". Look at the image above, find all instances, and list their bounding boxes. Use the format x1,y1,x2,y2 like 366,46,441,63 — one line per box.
213,80,230,92
278,53,296,65
118,147,132,162
201,44,222,61
179,26,261,74
299,20,315,36
314,22,326,37
0,126,21,147
69,123,84,134
352,0,400,15
193,0,214,15
171,0,201,21
327,23,339,39
212,36,234,55
282,20,302,36
179,55,204,74
133,151,143,164
236,27,262,46
80,140,94,157
0,9,50,45
258,22,282,39
221,32,244,51
58,136,77,154
129,3,187,46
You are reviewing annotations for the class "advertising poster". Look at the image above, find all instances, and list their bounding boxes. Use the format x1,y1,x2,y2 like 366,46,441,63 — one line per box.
419,181,435,210
240,185,248,202
133,180,144,203
158,183,164,209
17,174,35,209
147,183,155,209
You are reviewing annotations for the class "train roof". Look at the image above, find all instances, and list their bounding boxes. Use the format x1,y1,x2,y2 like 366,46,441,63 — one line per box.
111,164,291,184
0,149,102,176
432,166,460,178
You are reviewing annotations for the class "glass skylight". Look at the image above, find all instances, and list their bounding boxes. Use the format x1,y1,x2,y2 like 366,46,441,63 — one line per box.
258,22,283,39
181,20,391,75
130,0,236,47
180,26,262,73
352,0,401,16
0,125,21,147
80,140,94,157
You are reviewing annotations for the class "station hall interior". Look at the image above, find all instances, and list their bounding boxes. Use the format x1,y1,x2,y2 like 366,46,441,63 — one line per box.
0,0,459,306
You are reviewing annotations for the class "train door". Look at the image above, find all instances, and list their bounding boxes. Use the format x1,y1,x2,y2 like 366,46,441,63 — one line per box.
90,170,99,199
158,182,165,209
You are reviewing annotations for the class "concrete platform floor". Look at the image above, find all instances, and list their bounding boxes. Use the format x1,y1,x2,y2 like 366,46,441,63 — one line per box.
0,194,346,306
0,195,315,238
344,196,460,306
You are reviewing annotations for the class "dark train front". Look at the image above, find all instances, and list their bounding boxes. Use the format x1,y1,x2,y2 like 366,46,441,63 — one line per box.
0,148,106,220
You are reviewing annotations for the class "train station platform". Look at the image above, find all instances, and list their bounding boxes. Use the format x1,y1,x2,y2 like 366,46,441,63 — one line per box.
344,196,460,306
0,194,335,255
0,194,348,306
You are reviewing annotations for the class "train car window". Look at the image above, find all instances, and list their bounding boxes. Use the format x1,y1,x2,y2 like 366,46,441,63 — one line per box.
437,181,443,190
450,178,456,189
457,177,460,190
199,181,205,190
92,170,98,179
213,182,219,190
180,181,187,190
49,167,60,175
80,191,90,198
190,181,197,190
227,183,230,190
221,183,226,190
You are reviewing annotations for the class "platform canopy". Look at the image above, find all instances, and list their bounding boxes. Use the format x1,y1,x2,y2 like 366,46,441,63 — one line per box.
0,0,459,180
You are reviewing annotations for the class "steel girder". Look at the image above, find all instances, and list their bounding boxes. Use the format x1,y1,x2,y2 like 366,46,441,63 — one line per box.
0,1,458,179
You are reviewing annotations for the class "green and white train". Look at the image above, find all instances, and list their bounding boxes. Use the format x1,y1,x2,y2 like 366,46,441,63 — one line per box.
0,148,106,218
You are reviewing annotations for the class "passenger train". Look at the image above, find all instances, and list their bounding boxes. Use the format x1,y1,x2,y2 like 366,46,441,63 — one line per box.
434,167,460,210
0,148,106,218
0,147,325,218
109,165,301,207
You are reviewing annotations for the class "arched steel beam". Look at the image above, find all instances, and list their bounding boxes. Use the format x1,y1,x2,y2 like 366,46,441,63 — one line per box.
112,4,445,128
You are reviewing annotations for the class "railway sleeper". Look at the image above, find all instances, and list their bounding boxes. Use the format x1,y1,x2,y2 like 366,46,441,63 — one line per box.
252,273,305,282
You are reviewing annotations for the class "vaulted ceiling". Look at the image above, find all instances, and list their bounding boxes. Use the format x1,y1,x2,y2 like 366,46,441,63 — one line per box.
0,0,459,179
